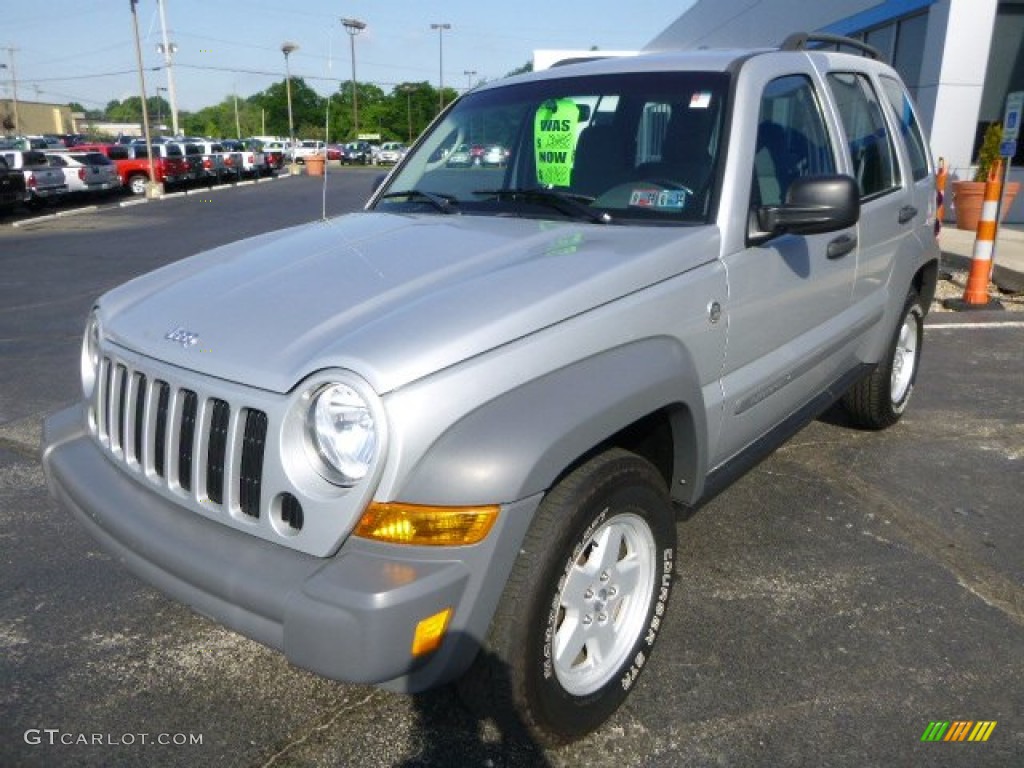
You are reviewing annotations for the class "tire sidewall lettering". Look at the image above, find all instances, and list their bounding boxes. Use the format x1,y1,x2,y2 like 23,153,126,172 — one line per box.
543,506,610,681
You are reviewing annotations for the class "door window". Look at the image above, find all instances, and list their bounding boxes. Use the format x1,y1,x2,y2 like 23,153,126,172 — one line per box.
826,72,901,198
753,75,836,207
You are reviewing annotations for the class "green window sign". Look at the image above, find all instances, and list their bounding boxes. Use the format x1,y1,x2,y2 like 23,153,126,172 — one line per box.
534,98,579,187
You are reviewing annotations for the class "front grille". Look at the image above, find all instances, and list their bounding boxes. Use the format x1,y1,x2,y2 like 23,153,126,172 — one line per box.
94,356,267,519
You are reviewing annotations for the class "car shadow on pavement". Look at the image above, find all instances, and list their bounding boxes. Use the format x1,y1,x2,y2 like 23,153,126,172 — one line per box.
398,647,553,768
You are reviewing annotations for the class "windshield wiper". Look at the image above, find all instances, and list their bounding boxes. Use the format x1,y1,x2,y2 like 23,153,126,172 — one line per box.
379,189,457,214
473,187,613,224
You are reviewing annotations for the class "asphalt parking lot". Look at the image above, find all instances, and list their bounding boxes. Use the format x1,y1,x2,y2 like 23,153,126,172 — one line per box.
1,172,1021,767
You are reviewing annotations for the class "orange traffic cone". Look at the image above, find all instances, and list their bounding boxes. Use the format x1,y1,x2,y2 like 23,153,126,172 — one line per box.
935,157,947,237
944,160,1004,311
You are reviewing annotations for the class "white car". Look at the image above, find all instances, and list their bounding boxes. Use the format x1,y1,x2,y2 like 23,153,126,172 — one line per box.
377,142,407,165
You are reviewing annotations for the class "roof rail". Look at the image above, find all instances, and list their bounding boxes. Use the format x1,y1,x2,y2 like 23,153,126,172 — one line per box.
780,32,882,60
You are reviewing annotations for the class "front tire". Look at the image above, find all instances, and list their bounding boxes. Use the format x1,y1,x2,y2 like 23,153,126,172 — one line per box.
844,288,925,429
459,448,676,745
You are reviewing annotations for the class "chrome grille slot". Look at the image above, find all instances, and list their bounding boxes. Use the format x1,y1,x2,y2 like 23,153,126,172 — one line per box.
178,389,198,492
205,399,230,505
239,410,268,519
113,363,127,454
154,381,170,478
129,373,147,465
89,352,277,538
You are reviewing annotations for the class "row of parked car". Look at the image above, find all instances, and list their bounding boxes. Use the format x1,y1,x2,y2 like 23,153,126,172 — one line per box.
0,133,416,216
0,136,285,214
264,138,409,166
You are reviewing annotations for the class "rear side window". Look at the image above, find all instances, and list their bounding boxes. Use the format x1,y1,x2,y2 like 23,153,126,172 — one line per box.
878,75,930,182
826,72,901,198
753,75,836,206
72,153,113,165
107,146,130,160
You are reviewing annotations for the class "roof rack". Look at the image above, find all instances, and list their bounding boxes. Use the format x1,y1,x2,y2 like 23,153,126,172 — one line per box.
780,32,882,60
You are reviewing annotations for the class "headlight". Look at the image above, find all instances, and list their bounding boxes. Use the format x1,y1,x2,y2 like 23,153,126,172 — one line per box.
81,310,101,399
307,382,378,486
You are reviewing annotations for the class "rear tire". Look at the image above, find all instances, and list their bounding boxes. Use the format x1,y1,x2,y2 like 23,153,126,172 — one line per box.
458,448,676,746
127,174,148,196
844,288,924,429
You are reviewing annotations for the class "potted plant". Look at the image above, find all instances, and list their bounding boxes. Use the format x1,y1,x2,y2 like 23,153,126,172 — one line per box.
952,122,1021,230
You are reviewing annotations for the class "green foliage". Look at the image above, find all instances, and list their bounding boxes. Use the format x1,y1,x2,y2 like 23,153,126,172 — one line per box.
973,123,1004,182
101,78,454,142
505,60,533,77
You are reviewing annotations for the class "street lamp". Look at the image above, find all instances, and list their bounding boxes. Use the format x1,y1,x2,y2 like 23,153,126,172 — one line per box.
341,17,366,140
464,70,477,92
281,41,299,172
430,23,451,113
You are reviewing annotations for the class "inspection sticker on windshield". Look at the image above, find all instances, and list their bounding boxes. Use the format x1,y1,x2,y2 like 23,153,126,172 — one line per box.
690,92,712,109
629,188,688,210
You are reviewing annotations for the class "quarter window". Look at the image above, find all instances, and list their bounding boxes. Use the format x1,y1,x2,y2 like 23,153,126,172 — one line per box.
879,75,930,182
826,72,901,198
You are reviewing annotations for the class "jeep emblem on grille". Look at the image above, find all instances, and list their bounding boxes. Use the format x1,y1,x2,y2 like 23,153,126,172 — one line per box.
165,327,200,347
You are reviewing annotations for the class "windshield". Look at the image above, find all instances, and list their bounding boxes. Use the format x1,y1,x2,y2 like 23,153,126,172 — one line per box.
375,71,729,224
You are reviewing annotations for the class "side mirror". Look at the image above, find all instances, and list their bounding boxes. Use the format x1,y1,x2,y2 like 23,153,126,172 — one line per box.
758,175,859,235
372,173,387,193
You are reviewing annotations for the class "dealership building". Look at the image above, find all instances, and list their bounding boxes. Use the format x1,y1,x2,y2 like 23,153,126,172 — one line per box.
646,0,1023,221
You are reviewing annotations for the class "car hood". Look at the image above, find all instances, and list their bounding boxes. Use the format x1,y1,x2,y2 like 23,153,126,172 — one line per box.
99,212,719,394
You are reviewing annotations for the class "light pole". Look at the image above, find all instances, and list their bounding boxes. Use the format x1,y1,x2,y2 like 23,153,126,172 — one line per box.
281,41,299,172
1,48,20,134
401,84,415,143
129,0,160,197
430,23,451,113
155,0,179,136
463,69,476,92
341,17,366,140
156,86,167,133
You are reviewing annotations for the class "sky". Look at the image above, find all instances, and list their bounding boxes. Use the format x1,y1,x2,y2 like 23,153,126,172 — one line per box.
1,1,695,114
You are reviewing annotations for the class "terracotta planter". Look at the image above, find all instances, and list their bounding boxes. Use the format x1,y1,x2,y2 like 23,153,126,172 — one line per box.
305,154,326,177
952,179,1020,231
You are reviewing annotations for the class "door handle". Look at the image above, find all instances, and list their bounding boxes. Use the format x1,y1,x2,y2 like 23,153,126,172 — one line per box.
827,234,857,260
898,205,918,224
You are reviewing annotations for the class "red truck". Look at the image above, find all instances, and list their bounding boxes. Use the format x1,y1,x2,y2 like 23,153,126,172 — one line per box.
74,143,191,195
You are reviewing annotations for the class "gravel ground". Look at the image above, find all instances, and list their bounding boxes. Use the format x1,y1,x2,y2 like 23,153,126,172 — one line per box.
931,267,1024,312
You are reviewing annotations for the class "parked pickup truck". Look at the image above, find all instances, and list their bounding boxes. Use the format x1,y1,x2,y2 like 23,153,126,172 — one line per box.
0,149,68,208
291,139,325,164
45,152,121,197
221,139,267,177
42,33,940,746
0,155,27,213
74,143,191,195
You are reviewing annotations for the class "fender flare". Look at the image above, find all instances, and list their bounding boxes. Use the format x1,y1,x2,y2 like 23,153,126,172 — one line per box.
393,337,708,506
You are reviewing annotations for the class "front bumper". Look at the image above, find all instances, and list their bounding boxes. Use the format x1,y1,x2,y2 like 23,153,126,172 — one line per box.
41,405,539,691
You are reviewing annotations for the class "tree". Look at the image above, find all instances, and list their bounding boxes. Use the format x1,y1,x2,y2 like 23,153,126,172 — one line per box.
249,77,324,139
505,60,533,77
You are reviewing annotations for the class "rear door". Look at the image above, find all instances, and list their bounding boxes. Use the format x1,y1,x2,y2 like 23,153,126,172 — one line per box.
823,70,915,313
